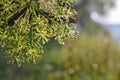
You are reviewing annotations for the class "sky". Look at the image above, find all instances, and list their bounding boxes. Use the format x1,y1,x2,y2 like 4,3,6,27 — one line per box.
90,0,120,25
105,0,120,25
90,0,120,43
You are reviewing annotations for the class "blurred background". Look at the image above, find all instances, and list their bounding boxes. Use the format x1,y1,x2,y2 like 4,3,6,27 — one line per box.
0,0,120,80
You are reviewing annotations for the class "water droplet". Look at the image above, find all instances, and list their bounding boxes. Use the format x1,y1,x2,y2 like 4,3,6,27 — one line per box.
59,42,65,45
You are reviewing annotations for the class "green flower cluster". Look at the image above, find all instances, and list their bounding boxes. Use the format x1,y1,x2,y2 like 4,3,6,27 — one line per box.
0,0,77,66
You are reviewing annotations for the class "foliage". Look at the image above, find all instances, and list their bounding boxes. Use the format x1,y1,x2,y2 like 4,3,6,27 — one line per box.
1,25,120,80
35,32,120,80
0,0,77,66
38,26,120,80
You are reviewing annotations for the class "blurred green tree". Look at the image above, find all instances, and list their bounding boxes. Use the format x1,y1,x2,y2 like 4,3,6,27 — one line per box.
40,27,120,80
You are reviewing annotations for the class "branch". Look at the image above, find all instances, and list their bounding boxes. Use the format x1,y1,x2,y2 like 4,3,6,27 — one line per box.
8,7,27,26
